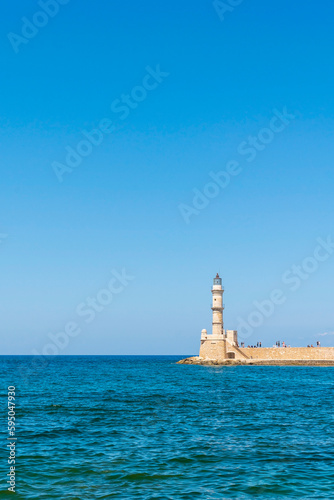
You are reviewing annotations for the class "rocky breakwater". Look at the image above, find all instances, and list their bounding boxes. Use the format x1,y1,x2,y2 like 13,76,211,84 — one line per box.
177,357,334,366
177,357,247,366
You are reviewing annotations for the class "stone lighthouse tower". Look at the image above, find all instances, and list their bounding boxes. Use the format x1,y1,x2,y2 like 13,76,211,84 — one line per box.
212,273,224,337
199,273,240,360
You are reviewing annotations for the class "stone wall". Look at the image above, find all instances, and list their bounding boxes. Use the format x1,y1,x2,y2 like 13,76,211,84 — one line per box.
200,339,249,360
199,339,226,359
240,347,334,360
199,343,334,361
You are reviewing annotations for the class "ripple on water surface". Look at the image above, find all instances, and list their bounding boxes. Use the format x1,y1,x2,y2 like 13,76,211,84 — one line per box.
0,356,334,499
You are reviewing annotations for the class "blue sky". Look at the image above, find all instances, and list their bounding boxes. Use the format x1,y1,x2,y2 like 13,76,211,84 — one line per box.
1,0,334,354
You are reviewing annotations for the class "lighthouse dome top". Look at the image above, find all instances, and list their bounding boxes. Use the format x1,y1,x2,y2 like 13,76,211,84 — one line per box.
213,273,222,285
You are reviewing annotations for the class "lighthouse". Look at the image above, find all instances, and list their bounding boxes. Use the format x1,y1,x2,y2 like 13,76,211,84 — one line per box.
212,273,224,336
200,273,240,360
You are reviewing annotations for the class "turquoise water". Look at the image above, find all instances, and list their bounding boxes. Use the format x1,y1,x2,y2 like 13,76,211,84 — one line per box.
1,356,334,499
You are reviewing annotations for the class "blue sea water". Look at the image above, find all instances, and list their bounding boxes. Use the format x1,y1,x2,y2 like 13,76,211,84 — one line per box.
1,356,334,499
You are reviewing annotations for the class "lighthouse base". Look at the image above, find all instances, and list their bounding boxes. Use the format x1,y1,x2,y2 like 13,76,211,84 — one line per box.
199,337,249,361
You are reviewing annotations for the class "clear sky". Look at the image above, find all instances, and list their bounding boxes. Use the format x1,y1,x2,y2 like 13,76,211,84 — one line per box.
1,0,334,354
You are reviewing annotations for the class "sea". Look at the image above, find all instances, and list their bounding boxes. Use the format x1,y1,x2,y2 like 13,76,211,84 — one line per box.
0,355,333,499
